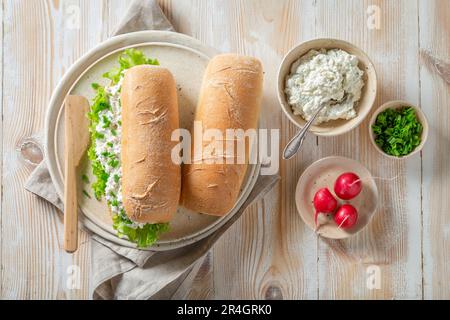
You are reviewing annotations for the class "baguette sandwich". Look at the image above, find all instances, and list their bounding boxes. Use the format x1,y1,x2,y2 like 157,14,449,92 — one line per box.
87,49,180,247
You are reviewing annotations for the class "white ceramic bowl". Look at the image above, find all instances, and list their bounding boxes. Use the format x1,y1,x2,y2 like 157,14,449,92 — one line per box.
277,38,377,136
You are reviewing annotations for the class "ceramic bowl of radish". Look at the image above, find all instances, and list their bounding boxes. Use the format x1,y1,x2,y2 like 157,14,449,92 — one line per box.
296,156,378,239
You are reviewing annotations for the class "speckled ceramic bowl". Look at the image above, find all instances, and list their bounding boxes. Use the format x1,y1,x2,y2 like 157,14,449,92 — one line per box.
296,156,378,239
278,38,377,136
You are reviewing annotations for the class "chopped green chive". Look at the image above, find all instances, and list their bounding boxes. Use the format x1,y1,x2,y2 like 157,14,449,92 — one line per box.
81,174,90,183
372,107,422,157
82,190,91,198
101,151,110,158
102,115,111,128
108,159,119,168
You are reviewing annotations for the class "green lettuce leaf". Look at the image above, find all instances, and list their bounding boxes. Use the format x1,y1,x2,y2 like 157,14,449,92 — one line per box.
113,214,170,248
103,48,159,84
87,84,110,199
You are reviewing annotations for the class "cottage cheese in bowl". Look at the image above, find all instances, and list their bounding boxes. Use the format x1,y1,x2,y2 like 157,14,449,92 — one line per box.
285,48,364,124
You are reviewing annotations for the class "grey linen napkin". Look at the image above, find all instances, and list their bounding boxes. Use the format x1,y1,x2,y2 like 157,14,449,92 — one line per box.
25,0,279,300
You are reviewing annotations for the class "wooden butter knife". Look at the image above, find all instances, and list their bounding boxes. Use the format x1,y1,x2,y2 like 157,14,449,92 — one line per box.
64,95,90,253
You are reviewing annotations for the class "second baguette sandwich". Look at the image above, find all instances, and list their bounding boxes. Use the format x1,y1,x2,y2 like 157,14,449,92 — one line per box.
181,54,264,216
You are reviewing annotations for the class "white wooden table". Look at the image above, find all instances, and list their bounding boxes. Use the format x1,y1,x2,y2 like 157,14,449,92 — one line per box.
1,0,448,299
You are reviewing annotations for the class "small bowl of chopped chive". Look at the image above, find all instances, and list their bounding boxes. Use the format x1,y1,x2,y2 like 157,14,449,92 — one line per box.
369,100,428,159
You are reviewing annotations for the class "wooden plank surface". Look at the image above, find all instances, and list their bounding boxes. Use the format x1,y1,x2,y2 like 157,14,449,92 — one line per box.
314,0,422,299
0,0,3,298
0,0,449,300
0,0,105,299
419,0,450,300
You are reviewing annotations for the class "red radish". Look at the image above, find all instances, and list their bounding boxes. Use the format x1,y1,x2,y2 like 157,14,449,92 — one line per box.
334,204,358,229
313,188,337,226
334,172,362,200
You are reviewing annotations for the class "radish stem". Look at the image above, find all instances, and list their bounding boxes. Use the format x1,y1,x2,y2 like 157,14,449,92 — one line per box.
349,178,362,187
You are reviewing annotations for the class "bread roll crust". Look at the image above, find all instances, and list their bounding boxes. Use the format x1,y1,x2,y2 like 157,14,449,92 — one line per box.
181,54,264,215
121,65,180,223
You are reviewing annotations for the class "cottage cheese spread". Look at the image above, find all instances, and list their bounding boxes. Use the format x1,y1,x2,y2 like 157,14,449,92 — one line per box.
285,49,364,124
94,77,145,229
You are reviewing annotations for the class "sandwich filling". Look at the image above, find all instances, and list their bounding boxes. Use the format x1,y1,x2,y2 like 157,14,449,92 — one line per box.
87,49,169,247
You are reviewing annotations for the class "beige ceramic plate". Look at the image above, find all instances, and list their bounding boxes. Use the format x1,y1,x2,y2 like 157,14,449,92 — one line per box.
45,31,260,250
277,38,377,136
295,156,378,239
